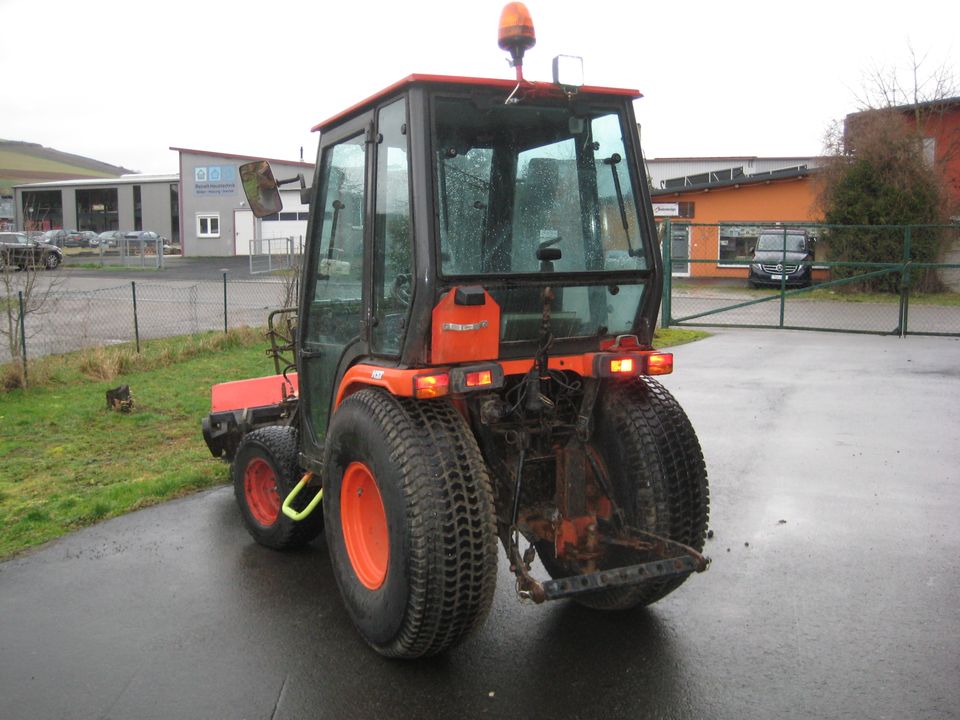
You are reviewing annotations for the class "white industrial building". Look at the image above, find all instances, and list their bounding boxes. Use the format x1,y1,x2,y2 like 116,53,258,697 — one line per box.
645,156,824,192
13,148,313,257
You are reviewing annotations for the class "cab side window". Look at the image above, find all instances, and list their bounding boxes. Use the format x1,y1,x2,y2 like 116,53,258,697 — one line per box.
306,135,366,345
372,98,412,355
302,133,367,442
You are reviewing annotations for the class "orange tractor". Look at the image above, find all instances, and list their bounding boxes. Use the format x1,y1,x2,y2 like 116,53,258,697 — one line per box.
203,3,709,658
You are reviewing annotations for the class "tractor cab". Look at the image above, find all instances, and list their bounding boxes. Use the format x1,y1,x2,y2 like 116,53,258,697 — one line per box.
243,73,664,463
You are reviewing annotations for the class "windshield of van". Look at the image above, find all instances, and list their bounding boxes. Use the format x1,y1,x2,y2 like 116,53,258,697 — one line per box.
756,233,806,252
433,97,649,277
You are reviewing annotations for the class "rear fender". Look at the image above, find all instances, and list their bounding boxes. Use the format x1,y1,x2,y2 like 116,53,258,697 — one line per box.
204,373,299,461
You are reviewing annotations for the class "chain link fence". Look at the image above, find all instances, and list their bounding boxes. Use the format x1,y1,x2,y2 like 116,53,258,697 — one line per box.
2,277,297,366
661,222,960,336
5,222,958,373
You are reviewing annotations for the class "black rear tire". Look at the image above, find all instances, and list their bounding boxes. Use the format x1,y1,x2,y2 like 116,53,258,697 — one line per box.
538,377,709,610
323,389,498,658
232,425,323,550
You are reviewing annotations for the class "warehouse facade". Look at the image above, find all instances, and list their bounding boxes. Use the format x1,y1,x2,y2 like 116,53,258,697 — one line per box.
13,148,313,257
15,174,179,240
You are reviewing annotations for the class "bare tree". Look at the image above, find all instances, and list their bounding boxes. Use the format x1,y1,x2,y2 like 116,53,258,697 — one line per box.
1,243,63,387
848,44,960,176
816,48,957,293
854,44,957,113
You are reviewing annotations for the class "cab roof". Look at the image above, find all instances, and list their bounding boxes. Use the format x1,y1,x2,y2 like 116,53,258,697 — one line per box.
312,74,642,133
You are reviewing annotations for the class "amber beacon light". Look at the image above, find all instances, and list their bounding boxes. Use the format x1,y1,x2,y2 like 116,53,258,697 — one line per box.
498,2,536,79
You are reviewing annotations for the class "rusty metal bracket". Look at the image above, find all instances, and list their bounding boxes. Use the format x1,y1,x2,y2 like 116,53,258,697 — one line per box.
542,553,703,601
511,524,710,604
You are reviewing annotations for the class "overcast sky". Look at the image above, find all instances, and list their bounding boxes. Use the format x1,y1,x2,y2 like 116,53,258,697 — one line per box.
2,0,956,174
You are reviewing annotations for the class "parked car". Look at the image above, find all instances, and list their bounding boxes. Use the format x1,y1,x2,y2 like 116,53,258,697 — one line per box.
95,230,125,248
42,229,71,247
63,230,99,248
0,232,63,270
748,228,814,288
79,230,99,247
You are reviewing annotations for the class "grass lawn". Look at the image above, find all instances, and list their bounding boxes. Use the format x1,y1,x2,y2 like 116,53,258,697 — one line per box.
0,326,707,560
0,329,272,559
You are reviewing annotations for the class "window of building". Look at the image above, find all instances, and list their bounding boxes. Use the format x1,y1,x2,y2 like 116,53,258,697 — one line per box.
262,211,310,222
922,137,936,167
133,186,142,231
718,225,759,266
169,184,179,243
669,223,690,275
197,214,220,238
76,188,119,232
718,225,820,267
678,201,695,218
21,190,63,231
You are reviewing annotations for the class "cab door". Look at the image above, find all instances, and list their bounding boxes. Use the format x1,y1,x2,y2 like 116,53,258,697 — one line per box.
298,113,373,463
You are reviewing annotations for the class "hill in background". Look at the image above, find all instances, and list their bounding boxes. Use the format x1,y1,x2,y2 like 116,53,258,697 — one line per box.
0,140,136,195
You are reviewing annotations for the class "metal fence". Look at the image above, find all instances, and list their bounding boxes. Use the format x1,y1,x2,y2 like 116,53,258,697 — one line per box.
62,238,171,269
661,222,960,337
2,276,298,367
5,222,959,374
249,235,303,275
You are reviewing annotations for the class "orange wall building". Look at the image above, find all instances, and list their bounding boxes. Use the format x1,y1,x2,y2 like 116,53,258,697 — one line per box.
650,168,826,280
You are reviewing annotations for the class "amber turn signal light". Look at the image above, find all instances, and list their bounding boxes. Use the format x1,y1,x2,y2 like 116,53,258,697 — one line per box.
414,373,450,399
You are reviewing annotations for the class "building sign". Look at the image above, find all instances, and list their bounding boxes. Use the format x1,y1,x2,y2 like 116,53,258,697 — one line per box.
194,165,237,196
652,202,679,217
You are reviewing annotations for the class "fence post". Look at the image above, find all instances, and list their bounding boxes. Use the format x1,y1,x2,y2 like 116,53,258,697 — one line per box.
18,290,27,387
779,226,787,328
222,270,229,334
132,281,141,353
661,220,672,328
899,226,912,338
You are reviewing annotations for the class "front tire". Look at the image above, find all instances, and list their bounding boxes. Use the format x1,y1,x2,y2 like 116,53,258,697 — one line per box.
323,389,498,658
232,425,323,550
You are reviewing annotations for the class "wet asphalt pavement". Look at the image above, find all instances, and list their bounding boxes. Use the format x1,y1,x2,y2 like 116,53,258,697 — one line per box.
2,329,959,720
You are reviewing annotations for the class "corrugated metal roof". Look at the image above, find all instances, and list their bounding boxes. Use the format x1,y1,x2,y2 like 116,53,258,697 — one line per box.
14,173,178,190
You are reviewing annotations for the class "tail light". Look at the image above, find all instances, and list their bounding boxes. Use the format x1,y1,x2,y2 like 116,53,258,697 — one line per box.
645,353,674,376
595,352,673,378
465,370,493,387
414,373,450,399
414,364,505,398
450,364,505,393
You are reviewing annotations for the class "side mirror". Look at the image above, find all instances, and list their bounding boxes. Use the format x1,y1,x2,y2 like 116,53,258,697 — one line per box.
240,161,283,217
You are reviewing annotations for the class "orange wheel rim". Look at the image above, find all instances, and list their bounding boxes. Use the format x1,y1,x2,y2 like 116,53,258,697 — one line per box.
244,457,280,526
340,461,389,590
